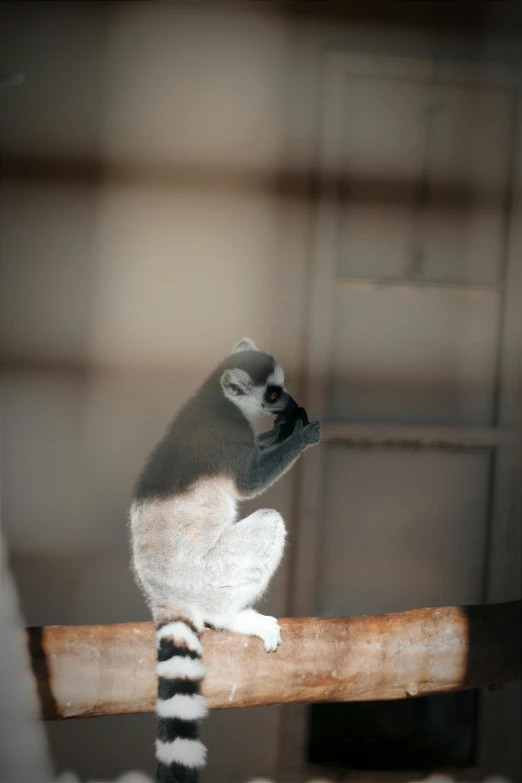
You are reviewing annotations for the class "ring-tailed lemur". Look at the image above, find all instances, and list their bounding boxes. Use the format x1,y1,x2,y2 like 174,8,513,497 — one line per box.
130,337,320,783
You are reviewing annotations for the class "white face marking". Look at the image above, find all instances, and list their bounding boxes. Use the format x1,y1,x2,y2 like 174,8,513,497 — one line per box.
267,364,284,387
227,385,265,423
221,363,287,423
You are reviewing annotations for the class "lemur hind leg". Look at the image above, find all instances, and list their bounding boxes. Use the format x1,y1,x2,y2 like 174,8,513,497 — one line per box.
202,508,286,651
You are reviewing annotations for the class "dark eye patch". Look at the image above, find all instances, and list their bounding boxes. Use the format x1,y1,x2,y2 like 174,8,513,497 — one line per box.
266,385,281,402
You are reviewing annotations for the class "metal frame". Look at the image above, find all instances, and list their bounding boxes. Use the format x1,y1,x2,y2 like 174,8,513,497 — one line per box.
279,51,521,782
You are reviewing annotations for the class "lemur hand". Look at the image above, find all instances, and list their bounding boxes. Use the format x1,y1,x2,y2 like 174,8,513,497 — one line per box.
274,405,309,443
293,418,321,447
303,419,321,446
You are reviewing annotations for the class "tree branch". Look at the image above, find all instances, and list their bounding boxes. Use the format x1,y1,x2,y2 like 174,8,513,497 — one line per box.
26,602,521,720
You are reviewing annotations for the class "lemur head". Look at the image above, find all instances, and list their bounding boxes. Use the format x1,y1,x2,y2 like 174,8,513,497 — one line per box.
220,337,298,422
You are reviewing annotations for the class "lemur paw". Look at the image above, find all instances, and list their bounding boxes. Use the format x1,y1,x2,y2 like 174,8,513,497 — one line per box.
257,614,282,652
227,609,282,652
302,420,321,446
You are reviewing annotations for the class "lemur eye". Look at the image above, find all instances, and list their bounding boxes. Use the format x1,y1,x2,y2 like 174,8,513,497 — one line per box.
270,391,278,401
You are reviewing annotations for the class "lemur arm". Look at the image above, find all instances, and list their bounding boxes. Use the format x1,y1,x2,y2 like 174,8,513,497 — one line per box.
256,429,278,450
238,420,320,495
256,407,310,451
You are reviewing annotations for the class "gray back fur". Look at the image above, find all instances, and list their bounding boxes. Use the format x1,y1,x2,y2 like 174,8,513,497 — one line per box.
133,350,276,501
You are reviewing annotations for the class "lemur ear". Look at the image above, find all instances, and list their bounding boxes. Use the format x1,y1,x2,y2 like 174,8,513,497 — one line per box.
221,368,252,397
233,337,258,354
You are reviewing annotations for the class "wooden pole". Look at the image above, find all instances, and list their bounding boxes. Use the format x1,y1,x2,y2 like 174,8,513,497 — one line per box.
26,601,521,720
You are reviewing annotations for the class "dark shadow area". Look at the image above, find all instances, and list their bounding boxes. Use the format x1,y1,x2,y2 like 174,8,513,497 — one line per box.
306,602,521,773
462,601,522,691
25,626,59,721
278,0,522,37
1,152,511,215
307,691,478,770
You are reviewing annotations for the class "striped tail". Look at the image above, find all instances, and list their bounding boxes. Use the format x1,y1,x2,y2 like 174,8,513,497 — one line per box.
155,619,208,783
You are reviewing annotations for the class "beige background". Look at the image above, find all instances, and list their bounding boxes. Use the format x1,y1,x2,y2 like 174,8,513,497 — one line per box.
1,2,520,782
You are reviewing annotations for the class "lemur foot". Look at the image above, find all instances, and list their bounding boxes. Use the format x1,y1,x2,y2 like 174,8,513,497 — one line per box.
224,609,282,652
256,614,282,652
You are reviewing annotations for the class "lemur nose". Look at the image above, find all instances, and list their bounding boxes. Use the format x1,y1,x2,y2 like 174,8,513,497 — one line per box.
283,394,298,413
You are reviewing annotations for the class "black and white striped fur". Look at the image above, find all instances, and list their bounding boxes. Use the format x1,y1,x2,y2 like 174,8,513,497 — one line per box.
155,619,207,783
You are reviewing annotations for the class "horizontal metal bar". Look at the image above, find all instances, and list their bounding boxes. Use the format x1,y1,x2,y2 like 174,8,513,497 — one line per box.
322,423,519,449
336,277,501,292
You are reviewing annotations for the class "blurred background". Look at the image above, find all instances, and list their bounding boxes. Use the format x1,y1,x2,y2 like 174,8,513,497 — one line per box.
0,2,521,781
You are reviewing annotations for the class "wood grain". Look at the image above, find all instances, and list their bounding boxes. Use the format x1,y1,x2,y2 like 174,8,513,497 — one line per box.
26,602,521,720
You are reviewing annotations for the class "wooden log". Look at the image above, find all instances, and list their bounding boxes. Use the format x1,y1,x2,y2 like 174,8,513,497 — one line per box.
25,601,521,720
